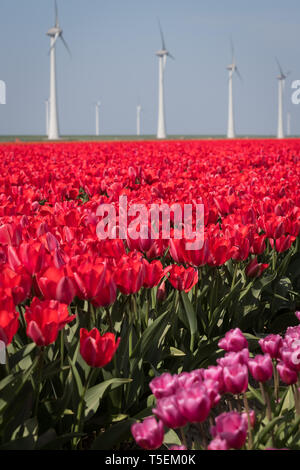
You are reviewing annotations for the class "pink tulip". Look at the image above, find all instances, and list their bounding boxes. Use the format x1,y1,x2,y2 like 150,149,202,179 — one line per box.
218,328,248,352
248,354,273,383
277,361,298,385
211,411,248,449
169,446,187,450
207,436,229,450
223,364,248,394
131,416,164,450
176,384,211,423
149,373,178,399
217,348,249,367
153,395,187,429
259,334,283,359
203,366,224,394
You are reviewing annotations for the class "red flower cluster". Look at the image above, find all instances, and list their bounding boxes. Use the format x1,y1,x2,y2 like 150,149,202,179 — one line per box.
0,139,299,347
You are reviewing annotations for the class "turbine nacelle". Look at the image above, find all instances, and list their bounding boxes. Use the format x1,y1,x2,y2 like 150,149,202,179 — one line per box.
46,26,62,38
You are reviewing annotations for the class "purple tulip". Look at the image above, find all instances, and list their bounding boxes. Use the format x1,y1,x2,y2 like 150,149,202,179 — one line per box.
211,411,248,449
223,363,248,394
295,311,300,322
217,348,249,367
277,361,298,385
153,395,188,429
169,445,187,450
203,366,224,393
150,373,178,399
176,383,211,423
259,334,283,359
131,416,164,450
207,436,229,450
204,379,221,407
218,328,248,352
177,370,204,390
248,354,273,383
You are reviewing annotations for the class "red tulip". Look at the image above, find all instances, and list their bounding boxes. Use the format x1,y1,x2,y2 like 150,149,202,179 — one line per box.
74,260,116,307
245,257,269,278
80,328,120,368
0,305,19,345
37,266,77,305
25,297,75,346
113,253,145,295
167,264,198,293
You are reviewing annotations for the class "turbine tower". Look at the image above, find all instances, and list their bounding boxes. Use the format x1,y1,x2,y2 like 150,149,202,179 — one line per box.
136,104,142,136
226,40,242,139
45,99,49,136
46,1,71,140
156,20,174,139
287,112,291,137
276,58,290,139
95,101,101,136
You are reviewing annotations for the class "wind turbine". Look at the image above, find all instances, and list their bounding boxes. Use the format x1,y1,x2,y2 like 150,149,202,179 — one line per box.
46,0,71,140
156,20,174,139
287,111,291,137
276,58,290,139
95,101,101,136
226,39,242,139
45,99,49,136
136,103,142,136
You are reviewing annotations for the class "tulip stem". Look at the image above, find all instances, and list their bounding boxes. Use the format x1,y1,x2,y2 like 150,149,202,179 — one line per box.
180,427,188,449
60,330,64,384
73,367,94,448
34,347,44,417
231,263,238,290
259,382,272,422
243,393,253,450
105,307,113,332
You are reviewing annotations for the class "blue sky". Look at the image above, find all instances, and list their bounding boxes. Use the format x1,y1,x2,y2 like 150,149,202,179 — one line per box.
1,0,300,135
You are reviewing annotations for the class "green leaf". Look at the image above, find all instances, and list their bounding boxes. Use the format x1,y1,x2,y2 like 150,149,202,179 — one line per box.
180,291,197,337
169,347,186,357
255,416,284,446
84,378,132,420
131,310,171,360
68,356,83,396
91,418,136,450
163,428,182,447
8,343,36,370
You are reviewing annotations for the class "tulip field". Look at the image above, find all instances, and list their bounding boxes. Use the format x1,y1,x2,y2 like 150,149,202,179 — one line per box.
1,138,300,450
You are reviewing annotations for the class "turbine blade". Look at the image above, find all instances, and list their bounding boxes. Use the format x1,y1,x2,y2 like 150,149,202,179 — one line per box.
235,67,243,82
167,51,175,60
275,57,284,77
60,35,72,57
55,0,59,27
157,17,166,50
230,36,235,64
